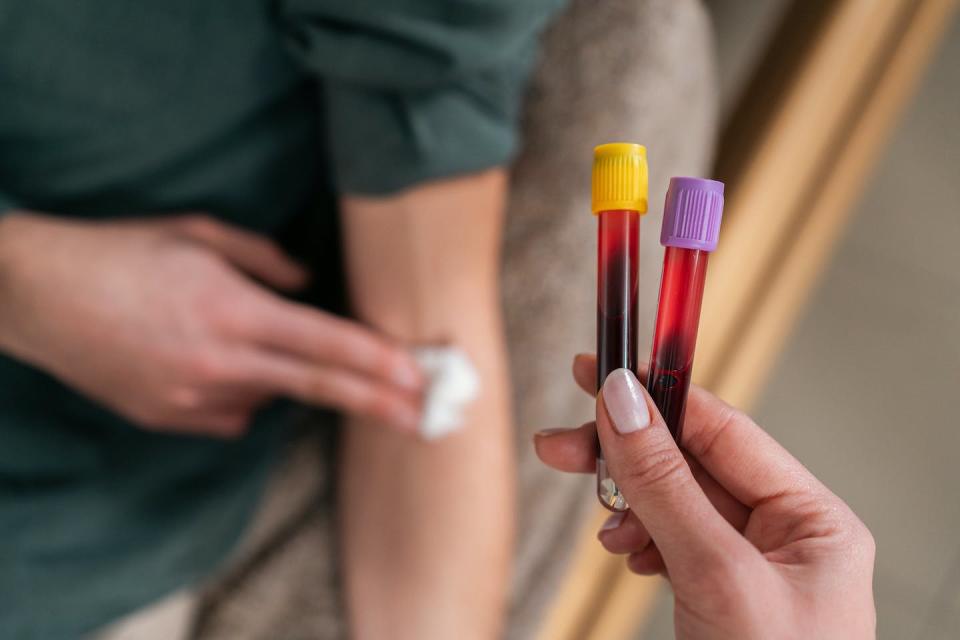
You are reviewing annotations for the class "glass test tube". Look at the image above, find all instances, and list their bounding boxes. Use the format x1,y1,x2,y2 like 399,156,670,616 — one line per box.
646,177,725,442
592,143,648,512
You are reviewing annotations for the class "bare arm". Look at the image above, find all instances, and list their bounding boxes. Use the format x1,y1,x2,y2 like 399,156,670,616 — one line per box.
339,169,513,639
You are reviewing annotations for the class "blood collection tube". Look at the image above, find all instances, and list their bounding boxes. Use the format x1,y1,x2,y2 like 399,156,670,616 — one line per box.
646,177,724,442
592,143,648,512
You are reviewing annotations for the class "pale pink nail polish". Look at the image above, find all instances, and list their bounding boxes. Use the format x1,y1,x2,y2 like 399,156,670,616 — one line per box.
602,369,650,434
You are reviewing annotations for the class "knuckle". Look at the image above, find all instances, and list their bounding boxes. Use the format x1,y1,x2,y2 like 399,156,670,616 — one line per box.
842,513,876,566
166,386,203,412
167,244,231,284
199,291,246,333
620,443,689,491
684,403,744,458
183,349,229,383
792,495,848,539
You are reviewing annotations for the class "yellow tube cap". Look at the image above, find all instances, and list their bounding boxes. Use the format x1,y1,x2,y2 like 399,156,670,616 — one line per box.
591,143,648,214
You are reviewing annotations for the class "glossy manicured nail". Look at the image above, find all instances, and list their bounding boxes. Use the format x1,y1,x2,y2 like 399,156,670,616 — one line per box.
600,511,626,532
602,369,650,434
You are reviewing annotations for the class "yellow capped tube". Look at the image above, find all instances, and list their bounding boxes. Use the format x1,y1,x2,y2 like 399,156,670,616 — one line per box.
593,142,648,512
591,143,649,215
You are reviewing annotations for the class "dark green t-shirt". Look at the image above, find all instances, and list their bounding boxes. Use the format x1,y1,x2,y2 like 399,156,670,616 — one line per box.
0,1,561,636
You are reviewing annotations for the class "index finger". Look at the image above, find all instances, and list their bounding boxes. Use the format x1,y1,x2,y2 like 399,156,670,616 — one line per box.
246,294,423,392
680,387,828,509
596,370,750,577
573,353,828,508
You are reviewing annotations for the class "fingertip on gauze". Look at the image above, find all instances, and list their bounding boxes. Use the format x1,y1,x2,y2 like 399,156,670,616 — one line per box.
413,346,480,440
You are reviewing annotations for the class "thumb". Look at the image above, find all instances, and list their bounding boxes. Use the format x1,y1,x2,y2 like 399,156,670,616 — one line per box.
598,369,751,582
172,215,308,291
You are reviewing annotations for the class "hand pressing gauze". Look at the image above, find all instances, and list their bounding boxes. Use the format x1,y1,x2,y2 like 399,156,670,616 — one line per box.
413,347,480,440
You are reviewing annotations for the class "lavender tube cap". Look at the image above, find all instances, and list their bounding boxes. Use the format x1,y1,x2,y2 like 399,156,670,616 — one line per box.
660,177,725,252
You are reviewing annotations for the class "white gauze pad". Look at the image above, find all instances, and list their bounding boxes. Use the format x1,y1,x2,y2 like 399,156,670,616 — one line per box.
413,346,480,440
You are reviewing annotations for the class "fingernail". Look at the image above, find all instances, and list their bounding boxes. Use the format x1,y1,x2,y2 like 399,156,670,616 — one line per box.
534,428,570,437
600,511,626,532
602,369,650,434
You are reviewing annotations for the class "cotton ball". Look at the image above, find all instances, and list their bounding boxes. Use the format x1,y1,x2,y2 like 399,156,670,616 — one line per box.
413,346,481,440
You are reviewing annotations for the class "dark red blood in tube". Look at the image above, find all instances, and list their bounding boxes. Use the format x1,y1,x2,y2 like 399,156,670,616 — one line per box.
597,210,640,387
596,209,639,511
646,246,708,442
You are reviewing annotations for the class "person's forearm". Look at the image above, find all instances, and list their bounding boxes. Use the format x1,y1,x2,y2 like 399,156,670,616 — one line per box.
0,212,20,353
0,213,36,342
339,170,514,639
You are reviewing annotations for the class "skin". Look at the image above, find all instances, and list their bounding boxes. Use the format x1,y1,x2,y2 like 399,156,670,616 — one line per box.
0,212,424,437
339,169,512,640
534,354,876,640
0,170,511,637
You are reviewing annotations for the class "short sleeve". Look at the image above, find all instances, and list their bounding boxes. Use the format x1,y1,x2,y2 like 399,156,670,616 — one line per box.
278,0,565,194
